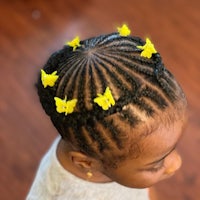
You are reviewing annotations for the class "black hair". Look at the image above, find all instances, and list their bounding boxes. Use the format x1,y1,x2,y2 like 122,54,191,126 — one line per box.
37,32,186,166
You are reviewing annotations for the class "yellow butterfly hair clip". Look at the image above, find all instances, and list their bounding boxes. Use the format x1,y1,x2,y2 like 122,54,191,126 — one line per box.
93,87,115,111
117,24,131,37
54,96,77,115
66,36,81,51
41,69,59,88
137,38,157,59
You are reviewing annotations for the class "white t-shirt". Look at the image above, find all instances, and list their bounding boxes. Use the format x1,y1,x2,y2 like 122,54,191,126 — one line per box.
26,137,149,200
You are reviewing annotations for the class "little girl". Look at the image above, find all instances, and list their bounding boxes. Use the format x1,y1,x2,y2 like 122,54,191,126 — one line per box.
27,24,187,200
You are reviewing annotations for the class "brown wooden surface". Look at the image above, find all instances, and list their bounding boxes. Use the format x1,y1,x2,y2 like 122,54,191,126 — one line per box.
0,0,199,199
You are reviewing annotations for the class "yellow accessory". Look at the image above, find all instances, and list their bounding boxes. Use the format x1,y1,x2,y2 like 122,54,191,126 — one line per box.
87,171,93,179
94,87,115,110
117,24,131,37
66,36,81,51
41,69,59,88
54,96,77,115
137,38,157,59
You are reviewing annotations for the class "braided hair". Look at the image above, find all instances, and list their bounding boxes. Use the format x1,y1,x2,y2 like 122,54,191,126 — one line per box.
37,32,186,167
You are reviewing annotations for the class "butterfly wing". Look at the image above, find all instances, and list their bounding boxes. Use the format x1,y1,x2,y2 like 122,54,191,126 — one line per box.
47,71,58,87
41,69,48,88
54,97,67,113
65,99,77,114
104,87,115,106
94,94,110,110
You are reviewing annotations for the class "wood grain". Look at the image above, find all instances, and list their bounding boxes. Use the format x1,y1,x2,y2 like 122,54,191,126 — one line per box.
0,0,199,199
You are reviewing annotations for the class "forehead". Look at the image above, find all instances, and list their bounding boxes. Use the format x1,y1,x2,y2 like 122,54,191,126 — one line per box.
137,119,186,162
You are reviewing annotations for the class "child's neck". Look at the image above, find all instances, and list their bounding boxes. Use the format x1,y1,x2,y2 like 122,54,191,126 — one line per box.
56,138,112,184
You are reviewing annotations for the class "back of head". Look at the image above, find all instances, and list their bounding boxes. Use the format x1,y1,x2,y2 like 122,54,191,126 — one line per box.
37,27,187,167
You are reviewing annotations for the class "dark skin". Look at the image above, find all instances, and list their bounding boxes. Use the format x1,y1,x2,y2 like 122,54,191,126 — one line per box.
57,113,187,189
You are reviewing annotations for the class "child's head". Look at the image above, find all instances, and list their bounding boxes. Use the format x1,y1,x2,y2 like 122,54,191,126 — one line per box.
37,25,187,188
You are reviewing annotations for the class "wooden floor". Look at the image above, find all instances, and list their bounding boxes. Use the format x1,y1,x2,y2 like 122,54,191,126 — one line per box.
0,0,199,199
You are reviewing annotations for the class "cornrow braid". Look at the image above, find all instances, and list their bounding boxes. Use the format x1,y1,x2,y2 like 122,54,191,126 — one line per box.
37,32,186,166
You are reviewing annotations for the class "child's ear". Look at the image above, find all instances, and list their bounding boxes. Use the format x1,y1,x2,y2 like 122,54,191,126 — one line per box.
69,151,98,170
